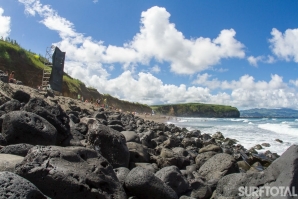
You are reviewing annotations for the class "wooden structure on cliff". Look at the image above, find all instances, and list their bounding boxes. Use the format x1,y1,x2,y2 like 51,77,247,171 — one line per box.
41,45,65,95
41,46,54,92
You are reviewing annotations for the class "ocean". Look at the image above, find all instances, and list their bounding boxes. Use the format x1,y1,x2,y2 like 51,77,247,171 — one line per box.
168,117,298,155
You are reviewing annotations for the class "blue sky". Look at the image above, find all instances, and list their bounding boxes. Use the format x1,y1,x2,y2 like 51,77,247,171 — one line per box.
0,0,298,109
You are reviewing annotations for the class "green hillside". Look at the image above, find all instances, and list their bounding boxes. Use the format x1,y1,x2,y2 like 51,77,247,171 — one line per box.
0,39,151,113
240,108,298,118
151,103,240,118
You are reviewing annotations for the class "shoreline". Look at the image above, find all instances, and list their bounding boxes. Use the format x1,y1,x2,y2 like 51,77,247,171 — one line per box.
137,113,174,124
0,83,297,198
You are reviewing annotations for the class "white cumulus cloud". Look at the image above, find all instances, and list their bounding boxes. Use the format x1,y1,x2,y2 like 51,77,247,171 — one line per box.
193,73,298,109
194,73,286,91
0,7,11,39
130,6,245,74
290,79,298,88
247,55,276,66
151,65,160,73
247,56,263,66
18,1,246,75
269,28,298,62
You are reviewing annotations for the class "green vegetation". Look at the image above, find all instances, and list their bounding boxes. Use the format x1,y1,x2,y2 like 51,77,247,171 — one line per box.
0,39,47,70
0,38,151,112
63,75,84,93
240,108,298,118
87,86,97,90
152,103,240,118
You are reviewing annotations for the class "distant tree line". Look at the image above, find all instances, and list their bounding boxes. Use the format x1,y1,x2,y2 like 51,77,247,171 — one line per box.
0,36,20,47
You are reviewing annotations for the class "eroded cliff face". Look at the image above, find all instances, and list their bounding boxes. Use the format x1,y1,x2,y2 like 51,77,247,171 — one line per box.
0,60,151,114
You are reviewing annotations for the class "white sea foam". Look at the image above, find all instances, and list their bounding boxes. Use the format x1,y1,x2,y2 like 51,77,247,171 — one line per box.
258,123,298,136
172,117,298,155
231,118,246,122
281,121,293,124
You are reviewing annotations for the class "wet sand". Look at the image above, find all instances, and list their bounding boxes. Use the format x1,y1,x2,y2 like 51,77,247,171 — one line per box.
137,114,170,124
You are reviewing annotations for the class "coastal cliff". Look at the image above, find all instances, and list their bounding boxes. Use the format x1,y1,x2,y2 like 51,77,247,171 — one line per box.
0,40,151,113
240,108,298,118
152,103,240,118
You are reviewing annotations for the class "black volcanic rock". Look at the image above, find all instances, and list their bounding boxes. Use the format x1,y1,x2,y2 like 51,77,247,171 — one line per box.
114,167,130,186
155,165,189,196
198,153,239,183
0,143,34,157
15,145,127,199
216,145,298,198
87,121,130,168
61,127,85,146
23,97,70,145
125,167,178,199
127,142,150,163
0,171,49,199
1,111,57,145
12,90,31,103
195,151,217,169
0,99,21,113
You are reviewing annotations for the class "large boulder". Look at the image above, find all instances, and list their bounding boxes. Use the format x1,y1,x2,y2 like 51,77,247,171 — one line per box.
216,145,298,199
15,146,127,199
23,97,70,144
127,142,150,163
0,99,21,113
1,111,57,145
155,166,189,196
198,153,239,183
195,151,217,169
0,171,49,199
125,167,178,199
87,121,130,168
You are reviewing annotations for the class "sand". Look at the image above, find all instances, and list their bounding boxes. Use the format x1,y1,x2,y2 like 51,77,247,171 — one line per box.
137,113,173,124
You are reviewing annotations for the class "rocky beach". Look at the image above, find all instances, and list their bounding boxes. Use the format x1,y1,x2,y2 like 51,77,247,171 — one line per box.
0,82,297,199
